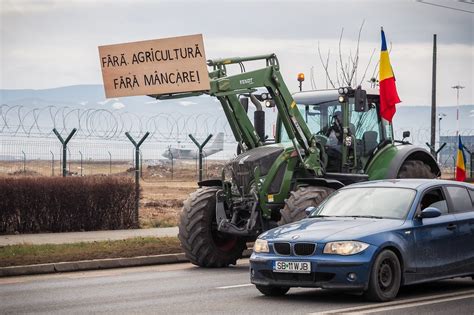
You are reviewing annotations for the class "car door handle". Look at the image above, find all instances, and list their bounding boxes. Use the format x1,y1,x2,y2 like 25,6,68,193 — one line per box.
446,224,457,231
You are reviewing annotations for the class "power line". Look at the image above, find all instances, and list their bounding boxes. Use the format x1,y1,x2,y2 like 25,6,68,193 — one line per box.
416,0,474,13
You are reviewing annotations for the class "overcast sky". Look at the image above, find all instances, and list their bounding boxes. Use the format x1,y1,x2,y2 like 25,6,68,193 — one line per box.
1,0,473,106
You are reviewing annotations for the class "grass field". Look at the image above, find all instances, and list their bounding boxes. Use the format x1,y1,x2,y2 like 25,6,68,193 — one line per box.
0,237,181,267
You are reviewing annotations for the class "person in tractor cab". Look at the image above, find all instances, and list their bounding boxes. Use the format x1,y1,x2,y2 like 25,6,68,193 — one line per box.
325,111,343,172
326,111,343,145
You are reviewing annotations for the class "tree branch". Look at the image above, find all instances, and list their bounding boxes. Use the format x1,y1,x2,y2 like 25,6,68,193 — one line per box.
317,41,336,88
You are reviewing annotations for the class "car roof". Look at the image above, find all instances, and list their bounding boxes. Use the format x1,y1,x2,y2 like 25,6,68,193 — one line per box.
342,179,473,191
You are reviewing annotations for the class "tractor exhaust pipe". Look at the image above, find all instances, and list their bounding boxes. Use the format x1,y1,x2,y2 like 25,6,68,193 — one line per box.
250,94,265,142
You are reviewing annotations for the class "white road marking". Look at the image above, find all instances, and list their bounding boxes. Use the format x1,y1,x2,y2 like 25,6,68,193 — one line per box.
355,293,474,314
309,289,474,315
216,283,253,289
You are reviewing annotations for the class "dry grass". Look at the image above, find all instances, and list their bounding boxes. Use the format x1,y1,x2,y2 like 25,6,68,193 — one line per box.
139,180,198,228
0,237,181,267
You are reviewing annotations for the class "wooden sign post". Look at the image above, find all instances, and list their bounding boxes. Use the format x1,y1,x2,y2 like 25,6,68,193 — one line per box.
98,34,210,98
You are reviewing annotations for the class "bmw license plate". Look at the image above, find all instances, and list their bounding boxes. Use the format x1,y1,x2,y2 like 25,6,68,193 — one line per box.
273,261,311,273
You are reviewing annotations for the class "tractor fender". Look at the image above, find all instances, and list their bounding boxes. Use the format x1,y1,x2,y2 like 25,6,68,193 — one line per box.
198,179,223,187
367,144,441,180
296,178,344,190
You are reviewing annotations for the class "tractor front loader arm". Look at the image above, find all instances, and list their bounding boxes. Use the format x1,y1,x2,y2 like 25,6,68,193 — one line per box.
150,53,323,175
208,54,323,176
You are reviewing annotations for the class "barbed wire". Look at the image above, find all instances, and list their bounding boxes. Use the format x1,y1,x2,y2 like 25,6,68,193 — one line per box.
2,104,473,158
0,104,234,142
393,128,474,146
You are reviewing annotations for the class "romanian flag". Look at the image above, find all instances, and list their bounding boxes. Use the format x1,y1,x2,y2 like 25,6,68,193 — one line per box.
379,28,401,122
455,135,466,182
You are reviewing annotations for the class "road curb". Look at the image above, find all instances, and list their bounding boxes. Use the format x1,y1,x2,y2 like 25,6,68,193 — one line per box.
0,249,252,277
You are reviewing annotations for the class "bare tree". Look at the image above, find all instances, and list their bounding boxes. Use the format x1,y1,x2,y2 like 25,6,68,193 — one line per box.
317,20,378,89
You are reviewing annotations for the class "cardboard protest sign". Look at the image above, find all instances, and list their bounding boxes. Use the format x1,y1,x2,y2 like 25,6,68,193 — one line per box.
99,34,210,98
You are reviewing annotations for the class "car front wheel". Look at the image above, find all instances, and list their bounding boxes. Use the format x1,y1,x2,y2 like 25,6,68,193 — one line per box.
255,285,290,296
364,249,401,302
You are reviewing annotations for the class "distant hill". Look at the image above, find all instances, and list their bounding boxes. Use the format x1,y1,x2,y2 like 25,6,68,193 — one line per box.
0,84,222,115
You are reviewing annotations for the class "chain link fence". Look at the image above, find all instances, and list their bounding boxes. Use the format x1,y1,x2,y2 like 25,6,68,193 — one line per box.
1,104,473,180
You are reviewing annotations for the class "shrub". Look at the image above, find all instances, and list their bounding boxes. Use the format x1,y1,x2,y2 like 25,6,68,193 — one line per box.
0,177,137,233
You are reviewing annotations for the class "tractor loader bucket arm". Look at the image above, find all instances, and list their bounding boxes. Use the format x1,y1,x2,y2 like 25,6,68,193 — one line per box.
149,54,323,175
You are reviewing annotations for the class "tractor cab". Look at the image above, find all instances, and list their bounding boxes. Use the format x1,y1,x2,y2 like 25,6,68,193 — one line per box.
278,88,393,173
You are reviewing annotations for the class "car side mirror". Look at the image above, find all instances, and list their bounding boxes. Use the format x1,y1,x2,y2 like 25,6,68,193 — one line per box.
305,206,317,216
418,207,442,219
402,131,410,139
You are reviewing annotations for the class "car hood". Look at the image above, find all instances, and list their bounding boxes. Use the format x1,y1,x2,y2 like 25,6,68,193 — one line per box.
260,217,404,243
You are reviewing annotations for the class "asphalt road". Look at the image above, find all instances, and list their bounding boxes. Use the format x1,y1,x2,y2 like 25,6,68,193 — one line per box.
1,260,473,314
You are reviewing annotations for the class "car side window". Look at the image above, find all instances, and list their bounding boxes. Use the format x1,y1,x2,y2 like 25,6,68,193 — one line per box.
446,186,474,213
469,189,474,206
419,188,448,214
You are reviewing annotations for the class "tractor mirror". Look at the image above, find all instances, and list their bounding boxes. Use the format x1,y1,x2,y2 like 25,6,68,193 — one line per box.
354,87,367,112
239,97,249,113
403,131,410,139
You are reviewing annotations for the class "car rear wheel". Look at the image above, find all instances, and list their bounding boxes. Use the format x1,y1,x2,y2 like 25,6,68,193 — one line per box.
255,285,290,296
364,249,401,302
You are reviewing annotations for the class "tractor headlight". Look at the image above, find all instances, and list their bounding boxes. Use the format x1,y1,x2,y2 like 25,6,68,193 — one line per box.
343,87,349,94
323,241,369,255
338,95,345,103
254,239,269,253
338,87,344,94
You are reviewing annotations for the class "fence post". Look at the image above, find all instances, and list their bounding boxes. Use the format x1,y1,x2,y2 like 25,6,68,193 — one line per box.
53,128,77,177
139,151,143,179
108,151,112,175
50,151,55,176
168,146,174,180
79,150,83,176
125,132,150,227
21,150,26,172
189,134,213,183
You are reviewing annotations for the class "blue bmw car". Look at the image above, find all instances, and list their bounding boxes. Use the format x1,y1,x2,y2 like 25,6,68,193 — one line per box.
250,179,474,301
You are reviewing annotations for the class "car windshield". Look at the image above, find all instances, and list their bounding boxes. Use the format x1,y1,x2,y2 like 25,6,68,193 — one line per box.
309,187,416,220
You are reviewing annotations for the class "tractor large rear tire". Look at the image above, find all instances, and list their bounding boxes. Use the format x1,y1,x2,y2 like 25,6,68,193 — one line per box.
278,186,335,225
178,186,247,267
397,160,436,179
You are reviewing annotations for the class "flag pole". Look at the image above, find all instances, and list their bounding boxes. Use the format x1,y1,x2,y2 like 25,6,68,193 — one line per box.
430,34,437,157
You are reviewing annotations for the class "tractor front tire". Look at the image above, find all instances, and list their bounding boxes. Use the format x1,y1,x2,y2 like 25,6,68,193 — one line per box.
178,186,246,267
397,160,436,179
278,186,335,225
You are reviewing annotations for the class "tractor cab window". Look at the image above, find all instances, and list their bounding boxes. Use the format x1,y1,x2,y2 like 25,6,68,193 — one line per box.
280,101,342,143
349,100,381,158
279,94,391,171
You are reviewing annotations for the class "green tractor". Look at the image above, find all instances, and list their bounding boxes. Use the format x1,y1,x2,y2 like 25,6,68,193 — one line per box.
151,54,439,267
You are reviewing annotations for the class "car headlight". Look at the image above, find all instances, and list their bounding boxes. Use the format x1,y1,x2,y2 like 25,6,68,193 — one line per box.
323,241,369,255
254,239,269,253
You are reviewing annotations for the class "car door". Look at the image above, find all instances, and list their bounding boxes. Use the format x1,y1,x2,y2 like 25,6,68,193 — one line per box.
445,185,474,274
412,186,459,279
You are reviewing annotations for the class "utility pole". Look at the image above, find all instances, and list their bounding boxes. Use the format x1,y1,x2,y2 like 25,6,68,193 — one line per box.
452,84,465,136
430,34,437,157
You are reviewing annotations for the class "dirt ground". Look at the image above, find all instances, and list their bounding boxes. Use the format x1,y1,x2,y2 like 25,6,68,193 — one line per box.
139,180,198,228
